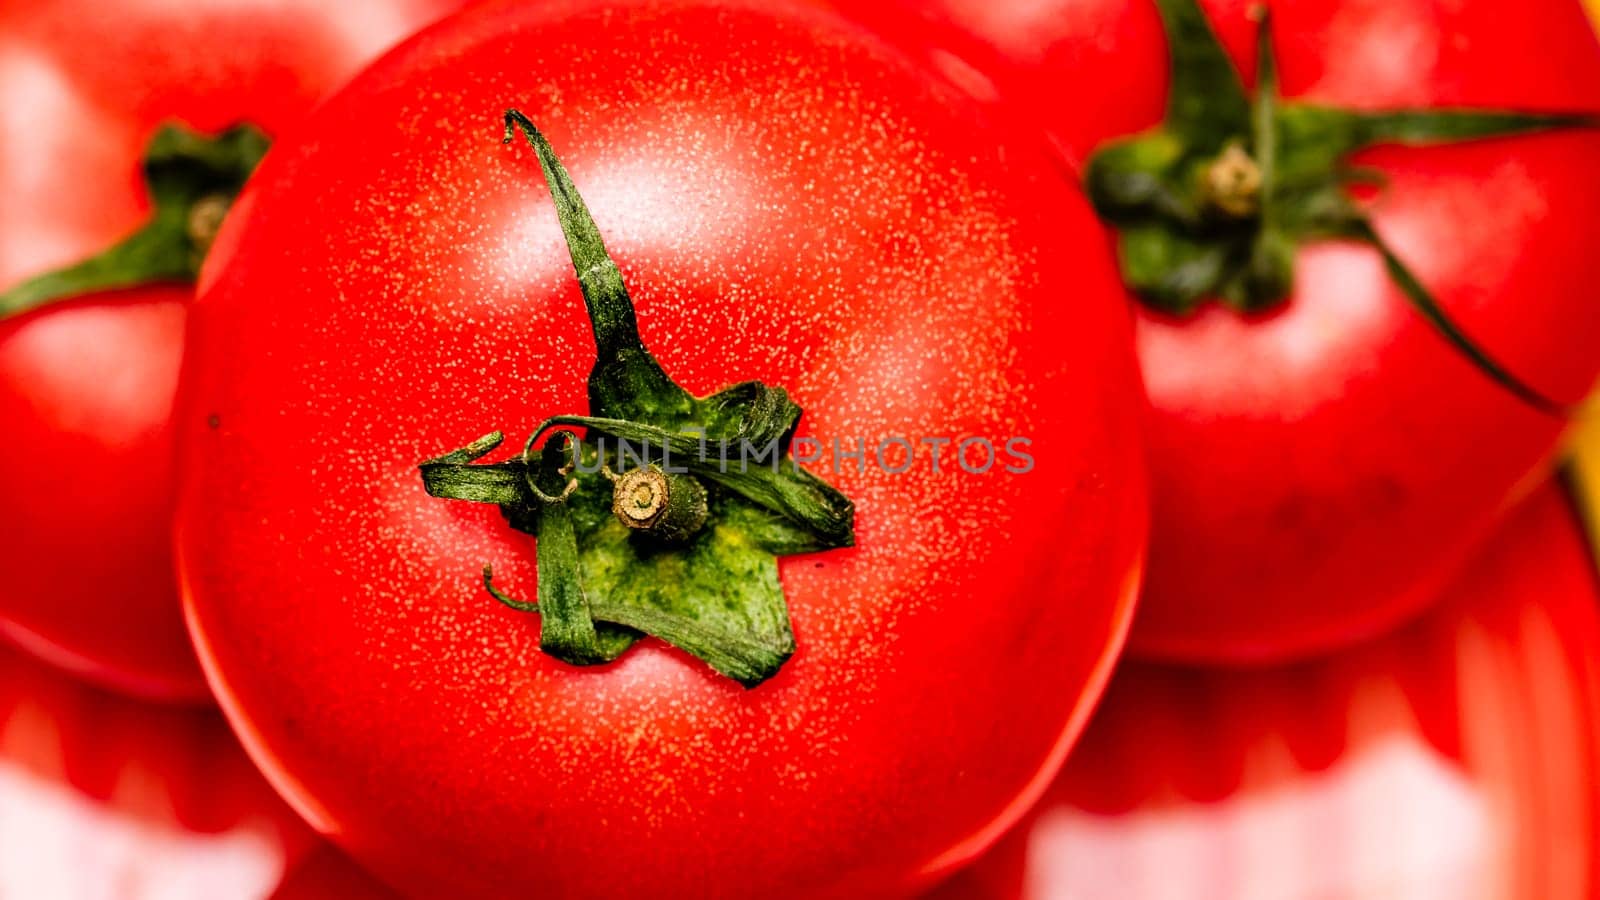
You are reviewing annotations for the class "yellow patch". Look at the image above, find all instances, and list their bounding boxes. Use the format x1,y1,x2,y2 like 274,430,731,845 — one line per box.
1574,403,1600,559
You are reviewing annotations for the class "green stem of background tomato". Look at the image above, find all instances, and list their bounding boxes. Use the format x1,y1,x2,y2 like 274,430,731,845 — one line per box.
1083,0,1596,415
0,124,268,317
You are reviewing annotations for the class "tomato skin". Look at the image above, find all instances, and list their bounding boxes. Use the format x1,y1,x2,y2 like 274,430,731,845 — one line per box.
0,641,317,898
928,479,1600,900
0,0,468,701
270,848,398,900
174,0,1148,896
831,0,1600,661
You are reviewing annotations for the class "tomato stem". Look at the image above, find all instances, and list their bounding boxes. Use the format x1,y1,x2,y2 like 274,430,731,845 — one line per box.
607,465,710,543
1083,0,1596,413
0,123,268,318
418,111,856,688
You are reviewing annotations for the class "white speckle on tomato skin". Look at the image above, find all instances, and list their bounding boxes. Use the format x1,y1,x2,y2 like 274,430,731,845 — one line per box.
175,1,1147,898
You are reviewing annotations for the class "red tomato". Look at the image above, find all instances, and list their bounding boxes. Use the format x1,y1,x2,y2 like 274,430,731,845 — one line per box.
0,0,467,701
831,0,1600,661
173,0,1148,896
928,479,1600,900
270,848,397,900
0,642,316,899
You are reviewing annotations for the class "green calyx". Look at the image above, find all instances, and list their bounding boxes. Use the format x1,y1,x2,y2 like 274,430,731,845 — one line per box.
0,123,269,318
419,110,856,688
1084,0,1597,415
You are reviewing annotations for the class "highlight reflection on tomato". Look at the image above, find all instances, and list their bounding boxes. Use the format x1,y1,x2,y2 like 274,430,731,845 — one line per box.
929,479,1600,900
0,643,315,899
0,0,466,701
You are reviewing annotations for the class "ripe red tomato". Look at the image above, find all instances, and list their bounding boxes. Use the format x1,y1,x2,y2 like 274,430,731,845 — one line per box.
173,0,1148,896
0,642,317,898
0,0,466,700
832,0,1600,661
928,479,1600,899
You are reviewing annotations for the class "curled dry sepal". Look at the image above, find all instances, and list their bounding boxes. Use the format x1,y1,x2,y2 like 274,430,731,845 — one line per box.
1083,0,1599,415
420,111,855,689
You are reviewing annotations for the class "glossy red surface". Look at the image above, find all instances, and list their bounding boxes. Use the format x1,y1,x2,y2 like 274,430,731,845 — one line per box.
830,0,1600,662
929,479,1600,899
173,0,1148,896
0,0,467,701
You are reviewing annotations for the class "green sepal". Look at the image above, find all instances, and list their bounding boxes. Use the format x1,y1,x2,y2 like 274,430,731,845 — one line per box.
0,122,269,318
440,432,803,687
1081,0,1593,413
530,415,854,548
418,110,856,687
419,401,852,686
526,434,619,666
1342,219,1568,416
564,458,796,687
1152,0,1251,148
486,546,794,689
420,433,643,665
419,431,526,505
503,110,693,424
1116,224,1237,313
1279,106,1600,177
1082,132,1195,226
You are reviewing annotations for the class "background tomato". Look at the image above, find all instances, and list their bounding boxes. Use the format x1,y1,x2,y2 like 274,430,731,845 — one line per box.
0,0,466,701
269,848,396,900
828,0,1600,663
173,0,1148,896
927,479,1600,899
0,641,316,899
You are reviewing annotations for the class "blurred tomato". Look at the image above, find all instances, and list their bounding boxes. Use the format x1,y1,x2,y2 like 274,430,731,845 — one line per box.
1575,409,1600,559
826,0,1600,664
929,479,1600,900
269,847,396,900
0,643,315,899
0,0,466,701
